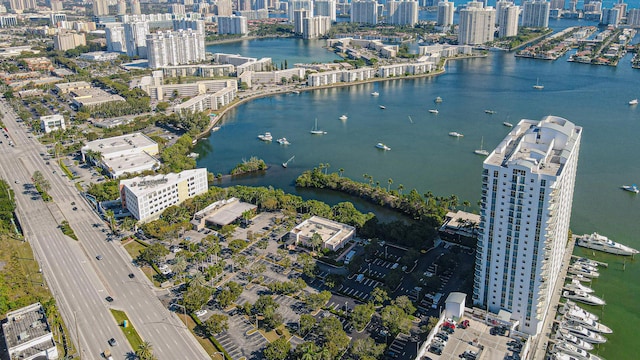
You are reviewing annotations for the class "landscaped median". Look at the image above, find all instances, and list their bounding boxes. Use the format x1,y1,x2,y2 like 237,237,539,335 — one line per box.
110,309,144,351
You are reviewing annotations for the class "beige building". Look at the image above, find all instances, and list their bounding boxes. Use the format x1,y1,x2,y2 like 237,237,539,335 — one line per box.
289,216,355,251
53,31,86,51
55,81,91,94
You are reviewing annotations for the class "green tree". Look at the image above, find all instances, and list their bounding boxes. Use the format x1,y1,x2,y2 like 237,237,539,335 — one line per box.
253,295,279,315
350,302,375,331
263,337,290,360
138,243,169,265
381,304,412,336
350,337,385,360
299,314,316,336
318,316,350,359
393,295,416,316
203,314,229,335
370,287,388,307
135,341,156,360
309,232,323,252
182,284,211,313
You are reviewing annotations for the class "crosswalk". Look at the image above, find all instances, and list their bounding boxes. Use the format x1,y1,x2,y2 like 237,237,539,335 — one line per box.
215,314,267,360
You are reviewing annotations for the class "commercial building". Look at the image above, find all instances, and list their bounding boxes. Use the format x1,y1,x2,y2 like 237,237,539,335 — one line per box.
146,29,206,69
351,0,378,25
2,303,58,360
387,0,419,26
521,0,550,28
120,168,209,222
458,4,495,46
55,81,91,94
40,114,66,133
79,51,120,61
191,197,257,229
473,115,582,335
497,3,519,38
289,215,355,251
436,0,455,28
70,87,126,109
217,15,248,35
82,132,160,178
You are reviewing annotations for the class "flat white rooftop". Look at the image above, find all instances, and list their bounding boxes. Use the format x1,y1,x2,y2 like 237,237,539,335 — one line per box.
291,216,355,248
82,132,157,157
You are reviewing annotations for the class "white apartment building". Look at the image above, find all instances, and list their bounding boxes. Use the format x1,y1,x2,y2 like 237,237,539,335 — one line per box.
288,0,313,22
498,3,519,38
40,114,66,133
521,0,550,28
2,303,58,360
9,0,36,11
294,9,311,34
351,0,378,25
474,115,582,335
146,29,206,69
458,4,495,45
437,0,455,28
387,0,419,26
314,0,337,22
218,15,248,35
601,7,621,26
120,168,209,222
172,86,237,113
124,20,150,58
302,16,332,39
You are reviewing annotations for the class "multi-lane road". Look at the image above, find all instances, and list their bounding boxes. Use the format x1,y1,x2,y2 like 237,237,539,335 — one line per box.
0,99,209,360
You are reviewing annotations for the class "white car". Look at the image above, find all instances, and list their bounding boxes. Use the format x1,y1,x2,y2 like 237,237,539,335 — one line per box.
195,309,207,317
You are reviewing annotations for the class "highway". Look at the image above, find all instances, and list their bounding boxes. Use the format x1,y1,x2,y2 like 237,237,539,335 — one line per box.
0,99,209,360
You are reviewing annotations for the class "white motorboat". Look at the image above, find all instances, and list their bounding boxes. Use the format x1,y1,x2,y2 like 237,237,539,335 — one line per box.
555,328,595,351
277,137,290,145
434,96,443,103
282,155,295,168
621,184,639,193
562,290,605,306
564,315,613,334
448,132,463,138
474,137,489,156
484,110,497,114
574,257,599,268
576,232,639,256
379,105,386,109
375,143,391,151
310,118,327,135
629,99,638,105
553,343,605,360
371,91,379,96
565,279,594,294
570,274,592,283
339,114,348,120
258,132,273,141
567,265,599,279
211,126,221,133
560,322,607,344
559,301,599,322
503,121,513,127
428,109,439,114
533,78,544,89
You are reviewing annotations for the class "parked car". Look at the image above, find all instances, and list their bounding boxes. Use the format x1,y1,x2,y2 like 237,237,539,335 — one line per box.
195,309,207,317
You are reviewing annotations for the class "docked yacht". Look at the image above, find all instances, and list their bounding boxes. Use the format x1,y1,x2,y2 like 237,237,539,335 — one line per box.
553,343,604,360
258,132,273,141
565,279,594,293
277,138,290,145
562,290,605,306
559,301,599,322
503,121,513,127
567,265,599,279
560,322,607,344
564,315,612,334
576,232,639,256
555,328,594,351
574,257,599,268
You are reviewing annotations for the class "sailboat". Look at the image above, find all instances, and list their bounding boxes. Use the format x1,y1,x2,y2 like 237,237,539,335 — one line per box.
310,118,327,135
282,155,295,168
474,137,489,156
533,78,544,90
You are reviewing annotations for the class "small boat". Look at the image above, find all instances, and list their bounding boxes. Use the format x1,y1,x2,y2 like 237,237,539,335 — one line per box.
474,136,489,156
339,114,348,121
564,279,594,294
375,143,391,151
282,155,295,168
258,132,273,141
570,274,592,283
555,328,595,351
503,122,513,127
379,105,386,109
428,109,439,114
567,265,599,279
211,126,221,133
371,91,379,96
292,90,300,94
484,110,497,114
187,152,199,158
562,290,605,306
559,322,607,344
310,118,327,135
576,232,639,256
533,78,544,89
629,99,638,105
552,343,605,360
573,257,599,268
621,184,639,193
434,96,443,103
277,138,290,145
448,132,463,138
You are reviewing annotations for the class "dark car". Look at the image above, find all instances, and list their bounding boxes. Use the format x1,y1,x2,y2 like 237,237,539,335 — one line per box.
108,338,117,346
128,273,135,278
72,207,77,211
96,255,103,260
105,296,114,302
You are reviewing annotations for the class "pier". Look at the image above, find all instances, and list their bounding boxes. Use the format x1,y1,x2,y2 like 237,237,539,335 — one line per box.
571,254,608,268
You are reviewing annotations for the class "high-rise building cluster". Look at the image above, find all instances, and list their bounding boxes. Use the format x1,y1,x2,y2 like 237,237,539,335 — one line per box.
351,0,379,25
474,115,582,335
54,31,87,51
9,0,36,12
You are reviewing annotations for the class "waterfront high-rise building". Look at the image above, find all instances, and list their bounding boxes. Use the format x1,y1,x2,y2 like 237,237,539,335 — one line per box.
387,0,418,26
497,3,519,38
458,5,495,45
217,0,233,16
351,0,378,25
473,115,582,336
9,0,37,12
302,16,332,39
288,0,313,22
293,9,310,34
437,0,455,28
93,0,110,16
522,0,550,28
218,15,249,35
550,0,564,10
601,7,621,26
130,0,141,15
146,29,206,69
106,23,127,53
314,0,337,22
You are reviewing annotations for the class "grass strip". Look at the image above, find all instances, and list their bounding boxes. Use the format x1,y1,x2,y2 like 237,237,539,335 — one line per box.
109,309,144,350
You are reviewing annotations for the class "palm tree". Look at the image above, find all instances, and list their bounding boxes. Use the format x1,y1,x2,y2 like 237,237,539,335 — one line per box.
387,178,393,192
105,210,116,232
463,200,471,211
363,173,369,183
324,163,330,175
338,168,344,177
135,341,155,360
190,273,206,288
398,184,404,196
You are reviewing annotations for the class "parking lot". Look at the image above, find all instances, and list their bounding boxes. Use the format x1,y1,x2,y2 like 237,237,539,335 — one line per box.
216,312,267,360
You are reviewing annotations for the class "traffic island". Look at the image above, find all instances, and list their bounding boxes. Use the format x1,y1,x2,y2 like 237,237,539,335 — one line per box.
109,309,143,350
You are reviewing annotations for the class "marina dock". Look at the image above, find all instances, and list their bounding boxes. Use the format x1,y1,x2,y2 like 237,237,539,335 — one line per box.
571,255,608,268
